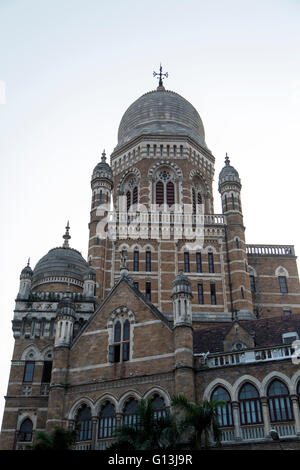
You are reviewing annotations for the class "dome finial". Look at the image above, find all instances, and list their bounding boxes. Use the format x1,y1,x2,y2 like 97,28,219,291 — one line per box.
153,63,168,90
225,152,230,166
101,149,106,162
27,257,30,267
63,221,71,248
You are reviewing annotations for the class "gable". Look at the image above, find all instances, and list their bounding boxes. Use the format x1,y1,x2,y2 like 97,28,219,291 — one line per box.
67,279,174,383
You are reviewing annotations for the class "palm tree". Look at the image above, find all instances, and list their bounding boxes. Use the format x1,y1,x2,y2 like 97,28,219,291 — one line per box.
171,395,224,449
107,399,183,451
29,426,78,450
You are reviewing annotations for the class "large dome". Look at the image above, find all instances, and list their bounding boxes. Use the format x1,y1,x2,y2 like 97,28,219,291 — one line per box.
116,88,208,150
32,247,90,287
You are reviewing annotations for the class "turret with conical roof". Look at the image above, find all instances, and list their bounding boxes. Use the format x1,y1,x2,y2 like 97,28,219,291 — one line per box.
219,154,254,320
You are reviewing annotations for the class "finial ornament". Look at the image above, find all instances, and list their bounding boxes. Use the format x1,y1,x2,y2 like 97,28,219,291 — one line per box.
27,257,30,267
63,221,71,248
101,149,106,162
153,64,168,88
225,152,230,166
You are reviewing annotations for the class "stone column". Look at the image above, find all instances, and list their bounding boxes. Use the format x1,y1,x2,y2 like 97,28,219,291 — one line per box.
261,397,271,438
91,416,98,450
232,401,242,440
291,395,300,435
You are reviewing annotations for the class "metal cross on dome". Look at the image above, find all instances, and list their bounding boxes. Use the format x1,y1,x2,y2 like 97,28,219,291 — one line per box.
153,64,168,87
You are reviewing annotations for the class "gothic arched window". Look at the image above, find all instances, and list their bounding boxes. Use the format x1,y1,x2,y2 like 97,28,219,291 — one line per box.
18,418,33,442
151,395,167,420
123,398,139,427
75,405,92,442
109,318,131,363
239,383,262,425
98,403,116,439
154,168,177,207
268,380,293,422
211,387,233,427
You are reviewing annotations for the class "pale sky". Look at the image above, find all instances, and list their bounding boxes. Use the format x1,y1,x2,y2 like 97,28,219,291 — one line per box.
0,0,299,424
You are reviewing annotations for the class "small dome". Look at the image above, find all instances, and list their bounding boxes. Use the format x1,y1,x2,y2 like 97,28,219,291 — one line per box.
219,154,241,188
92,150,113,182
20,263,33,279
172,271,192,296
116,88,208,151
32,246,90,287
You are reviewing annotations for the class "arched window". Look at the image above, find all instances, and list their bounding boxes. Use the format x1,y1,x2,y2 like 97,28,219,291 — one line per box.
126,191,131,212
109,318,130,363
212,387,233,427
151,395,167,420
132,186,138,205
239,383,262,425
154,168,177,207
166,182,175,206
278,276,288,293
123,398,139,427
98,402,116,439
268,380,293,422
192,188,203,214
75,405,92,441
156,181,164,205
18,418,33,442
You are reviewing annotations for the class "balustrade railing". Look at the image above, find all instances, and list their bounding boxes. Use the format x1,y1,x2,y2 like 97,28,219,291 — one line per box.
246,244,295,256
73,441,92,450
202,344,295,369
272,423,296,437
241,425,265,440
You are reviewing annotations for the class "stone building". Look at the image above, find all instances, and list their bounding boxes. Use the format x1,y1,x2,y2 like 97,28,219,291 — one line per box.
1,74,300,450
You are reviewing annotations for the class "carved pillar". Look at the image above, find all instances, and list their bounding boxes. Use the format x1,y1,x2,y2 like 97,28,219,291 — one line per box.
232,401,242,440
291,395,300,435
261,397,271,438
91,416,98,450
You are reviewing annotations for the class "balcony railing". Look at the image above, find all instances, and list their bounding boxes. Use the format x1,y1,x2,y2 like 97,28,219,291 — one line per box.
199,344,295,369
246,244,295,256
73,441,92,450
107,211,226,226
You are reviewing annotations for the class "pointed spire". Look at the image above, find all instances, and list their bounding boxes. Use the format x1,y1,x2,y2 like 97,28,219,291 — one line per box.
62,221,71,248
101,149,106,162
225,152,230,166
27,257,30,267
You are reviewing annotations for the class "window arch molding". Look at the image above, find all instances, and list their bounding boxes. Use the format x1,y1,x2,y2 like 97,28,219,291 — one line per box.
248,266,257,277
95,393,119,415
203,378,234,401
68,397,96,420
119,390,141,415
275,266,289,278
107,306,136,330
143,387,171,408
232,375,262,401
41,345,53,361
116,167,141,195
17,412,37,435
20,344,41,361
261,371,292,397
